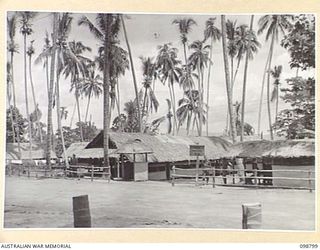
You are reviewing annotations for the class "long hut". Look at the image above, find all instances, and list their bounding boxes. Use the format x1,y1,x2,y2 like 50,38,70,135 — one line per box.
85,131,232,180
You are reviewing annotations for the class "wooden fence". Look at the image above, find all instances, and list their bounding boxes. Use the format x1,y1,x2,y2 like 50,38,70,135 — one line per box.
171,166,315,192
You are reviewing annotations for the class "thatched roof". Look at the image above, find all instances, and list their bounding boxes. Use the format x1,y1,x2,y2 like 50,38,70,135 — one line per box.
86,131,232,162
114,139,153,154
229,140,315,158
65,142,89,158
6,143,57,160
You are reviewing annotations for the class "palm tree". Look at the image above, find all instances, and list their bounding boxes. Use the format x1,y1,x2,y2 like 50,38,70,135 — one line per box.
156,43,182,135
240,16,260,142
78,14,118,180
81,65,103,123
204,17,221,136
257,15,293,139
172,18,197,65
64,40,92,141
120,14,142,132
18,11,37,159
188,40,210,136
7,13,21,157
151,99,173,135
27,40,43,143
221,15,237,143
139,56,159,124
270,65,283,123
6,62,16,144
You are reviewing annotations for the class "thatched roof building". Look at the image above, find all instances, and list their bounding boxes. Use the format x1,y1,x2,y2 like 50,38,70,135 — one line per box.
229,140,315,158
6,143,57,160
85,131,232,163
65,142,89,158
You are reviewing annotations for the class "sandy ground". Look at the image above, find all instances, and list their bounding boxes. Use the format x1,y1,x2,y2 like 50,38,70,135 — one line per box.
4,176,315,230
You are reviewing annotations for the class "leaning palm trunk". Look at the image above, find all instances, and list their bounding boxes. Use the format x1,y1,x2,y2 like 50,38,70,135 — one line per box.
121,15,142,133
221,15,237,143
167,83,175,135
55,73,69,168
74,80,84,141
84,94,91,123
266,31,276,140
206,37,214,136
171,83,179,135
257,45,272,135
23,33,33,160
240,15,254,142
46,13,58,168
28,54,43,143
275,85,279,123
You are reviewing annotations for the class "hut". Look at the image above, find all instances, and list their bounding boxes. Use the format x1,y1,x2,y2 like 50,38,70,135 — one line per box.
6,143,57,165
85,131,232,181
229,140,315,188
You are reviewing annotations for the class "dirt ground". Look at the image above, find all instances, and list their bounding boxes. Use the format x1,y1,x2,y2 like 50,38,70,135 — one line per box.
3,176,315,230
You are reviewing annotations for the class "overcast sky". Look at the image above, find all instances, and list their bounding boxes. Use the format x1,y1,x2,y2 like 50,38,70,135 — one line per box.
7,12,314,136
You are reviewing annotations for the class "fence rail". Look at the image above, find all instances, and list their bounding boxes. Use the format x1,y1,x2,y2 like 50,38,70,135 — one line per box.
171,166,315,192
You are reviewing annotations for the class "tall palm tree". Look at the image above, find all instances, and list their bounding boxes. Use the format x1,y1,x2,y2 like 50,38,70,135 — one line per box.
6,62,16,144
81,65,103,123
64,40,92,141
78,14,118,180
204,17,221,136
139,56,159,124
188,40,210,136
257,15,293,139
27,40,43,143
240,15,258,142
120,14,142,132
7,13,21,157
156,43,182,135
270,65,283,123
151,99,173,135
221,15,237,143
172,18,197,65
18,11,37,159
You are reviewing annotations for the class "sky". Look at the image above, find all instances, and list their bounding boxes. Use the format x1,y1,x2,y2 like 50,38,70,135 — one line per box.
6,12,315,136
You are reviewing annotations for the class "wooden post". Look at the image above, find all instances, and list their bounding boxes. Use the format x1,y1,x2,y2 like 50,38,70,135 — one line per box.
195,156,199,185
232,161,235,184
171,165,176,187
72,195,91,228
91,165,94,182
77,167,80,180
116,159,120,179
121,154,124,179
28,166,30,178
242,203,262,229
212,165,215,188
253,168,258,187
308,169,312,193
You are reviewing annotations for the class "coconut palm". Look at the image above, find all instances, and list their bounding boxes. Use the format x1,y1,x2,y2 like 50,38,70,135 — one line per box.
188,40,210,136
156,43,182,135
204,17,221,136
64,40,92,141
81,65,103,123
221,15,237,143
120,14,142,132
27,40,43,143
270,65,283,123
18,11,37,159
139,56,159,124
7,13,21,155
6,62,16,144
151,99,173,135
78,13,119,180
172,18,197,65
257,15,293,139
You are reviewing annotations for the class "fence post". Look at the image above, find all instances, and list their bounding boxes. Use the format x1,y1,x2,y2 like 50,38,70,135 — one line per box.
171,166,175,187
253,168,258,187
308,169,312,193
73,195,91,228
232,162,235,184
212,165,215,188
77,167,80,180
28,166,30,178
242,203,262,229
91,165,94,182
195,156,199,186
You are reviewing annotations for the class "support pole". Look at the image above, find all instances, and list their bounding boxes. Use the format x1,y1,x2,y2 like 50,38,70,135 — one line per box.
195,156,199,185
308,169,312,193
171,165,176,187
91,165,94,182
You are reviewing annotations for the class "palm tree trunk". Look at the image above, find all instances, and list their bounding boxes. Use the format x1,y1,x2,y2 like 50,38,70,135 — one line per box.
116,78,121,117
257,45,272,135
10,52,21,158
84,94,91,123
206,38,214,136
142,86,148,120
221,15,237,143
46,56,50,100
183,42,188,66
23,34,33,160
103,14,112,181
171,83,178,135
275,85,279,123
74,77,84,141
55,72,69,168
197,63,202,136
167,83,175,135
7,98,16,143
240,15,254,142
121,15,142,133
267,31,276,140
28,55,43,143
46,13,58,168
